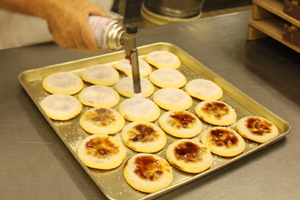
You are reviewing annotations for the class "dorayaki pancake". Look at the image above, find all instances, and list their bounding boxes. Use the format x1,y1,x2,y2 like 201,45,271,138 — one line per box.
114,76,155,98
118,97,160,122
121,122,167,153
149,68,187,88
81,64,119,86
42,72,83,95
152,88,193,111
195,100,237,126
166,139,213,173
78,85,120,108
200,127,246,157
123,153,173,193
185,79,223,100
40,93,82,121
146,51,181,69
79,107,125,135
115,58,152,77
159,110,203,138
77,135,126,170
236,116,279,143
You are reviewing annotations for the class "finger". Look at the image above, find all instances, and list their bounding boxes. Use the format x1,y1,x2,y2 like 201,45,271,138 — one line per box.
75,41,89,52
52,22,90,52
53,32,78,50
81,23,100,54
61,41,77,50
48,22,77,50
53,31,78,50
74,33,90,52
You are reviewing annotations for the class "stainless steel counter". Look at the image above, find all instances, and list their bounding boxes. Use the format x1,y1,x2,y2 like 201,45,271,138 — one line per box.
1,11,299,199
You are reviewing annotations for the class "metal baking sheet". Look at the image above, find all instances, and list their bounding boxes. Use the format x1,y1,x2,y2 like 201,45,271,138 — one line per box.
18,42,291,200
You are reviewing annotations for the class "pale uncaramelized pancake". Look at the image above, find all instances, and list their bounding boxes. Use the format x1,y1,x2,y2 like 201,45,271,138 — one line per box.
166,139,213,173
149,68,187,88
159,110,203,138
185,79,223,100
42,72,83,95
81,64,119,86
195,100,237,126
153,88,193,111
40,93,82,121
118,97,160,122
77,135,126,169
79,107,125,135
123,153,173,193
146,51,181,69
114,76,155,98
236,116,279,143
201,127,246,157
121,122,167,153
78,85,120,108
115,58,152,77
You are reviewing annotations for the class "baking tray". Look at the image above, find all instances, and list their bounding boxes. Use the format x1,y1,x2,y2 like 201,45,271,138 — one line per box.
18,42,291,200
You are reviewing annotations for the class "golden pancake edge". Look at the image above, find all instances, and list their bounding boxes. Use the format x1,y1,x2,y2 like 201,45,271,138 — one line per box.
159,110,203,138
153,88,193,111
78,85,120,108
114,76,154,98
149,68,187,88
166,139,213,173
121,121,167,153
146,51,181,69
115,58,152,77
201,127,246,157
40,93,82,121
118,97,160,122
77,135,126,169
42,72,83,95
185,79,223,100
195,100,237,126
236,116,279,143
80,107,125,135
81,64,119,86
123,153,173,193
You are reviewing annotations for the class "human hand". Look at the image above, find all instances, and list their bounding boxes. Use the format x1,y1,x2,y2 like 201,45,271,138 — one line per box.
45,0,108,54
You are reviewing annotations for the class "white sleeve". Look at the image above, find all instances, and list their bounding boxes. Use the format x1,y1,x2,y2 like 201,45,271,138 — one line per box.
0,9,53,50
